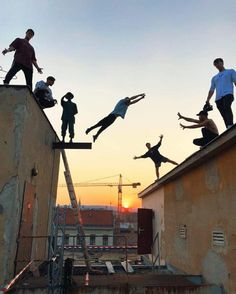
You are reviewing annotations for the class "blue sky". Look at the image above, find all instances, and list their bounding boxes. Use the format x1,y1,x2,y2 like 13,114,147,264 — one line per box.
1,0,236,206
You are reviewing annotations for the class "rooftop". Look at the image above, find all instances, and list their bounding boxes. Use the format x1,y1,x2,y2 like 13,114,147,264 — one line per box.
58,207,114,227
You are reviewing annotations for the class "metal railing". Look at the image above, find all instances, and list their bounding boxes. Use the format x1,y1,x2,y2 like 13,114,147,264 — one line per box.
151,231,160,269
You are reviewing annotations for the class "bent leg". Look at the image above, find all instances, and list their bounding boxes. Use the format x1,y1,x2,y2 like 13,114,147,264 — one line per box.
165,158,178,165
93,114,117,141
193,137,205,147
4,62,21,85
86,114,115,134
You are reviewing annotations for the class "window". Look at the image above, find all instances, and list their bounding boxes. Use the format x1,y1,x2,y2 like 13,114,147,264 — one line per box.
103,235,109,246
64,234,70,245
90,234,96,245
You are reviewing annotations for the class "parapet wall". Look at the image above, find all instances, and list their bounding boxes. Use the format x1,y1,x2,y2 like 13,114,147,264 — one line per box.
0,86,60,284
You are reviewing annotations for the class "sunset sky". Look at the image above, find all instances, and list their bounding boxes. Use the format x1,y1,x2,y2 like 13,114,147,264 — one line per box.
1,0,236,208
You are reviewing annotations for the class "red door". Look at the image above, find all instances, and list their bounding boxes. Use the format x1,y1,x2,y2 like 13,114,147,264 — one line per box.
15,182,36,272
137,208,153,254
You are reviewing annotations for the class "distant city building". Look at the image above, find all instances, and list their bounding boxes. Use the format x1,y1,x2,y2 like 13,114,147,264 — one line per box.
57,207,114,246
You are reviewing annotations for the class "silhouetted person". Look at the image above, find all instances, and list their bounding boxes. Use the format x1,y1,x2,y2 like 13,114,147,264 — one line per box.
2,29,43,89
134,135,178,179
34,76,57,109
178,110,219,147
61,92,78,143
86,93,145,142
206,58,236,129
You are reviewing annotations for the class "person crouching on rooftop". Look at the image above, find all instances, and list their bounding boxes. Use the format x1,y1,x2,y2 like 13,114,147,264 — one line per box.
178,110,219,147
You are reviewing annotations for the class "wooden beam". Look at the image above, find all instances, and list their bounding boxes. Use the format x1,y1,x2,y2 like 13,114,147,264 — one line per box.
53,142,92,150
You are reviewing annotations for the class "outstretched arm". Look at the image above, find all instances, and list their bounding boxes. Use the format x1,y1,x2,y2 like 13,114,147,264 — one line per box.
134,154,147,160
129,93,145,105
156,134,163,148
2,46,15,55
129,93,145,100
178,112,200,123
180,121,207,130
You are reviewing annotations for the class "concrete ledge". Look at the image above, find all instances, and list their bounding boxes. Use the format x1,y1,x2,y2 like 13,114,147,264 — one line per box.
53,142,92,149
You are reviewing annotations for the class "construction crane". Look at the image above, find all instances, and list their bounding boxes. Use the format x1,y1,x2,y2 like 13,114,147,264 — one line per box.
59,174,141,235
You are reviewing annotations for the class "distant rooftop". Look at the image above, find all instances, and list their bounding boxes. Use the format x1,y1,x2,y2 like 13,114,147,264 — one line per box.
58,207,114,227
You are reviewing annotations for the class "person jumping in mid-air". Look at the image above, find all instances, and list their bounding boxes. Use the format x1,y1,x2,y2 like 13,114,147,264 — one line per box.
178,110,219,147
61,92,78,143
133,135,178,179
86,93,145,142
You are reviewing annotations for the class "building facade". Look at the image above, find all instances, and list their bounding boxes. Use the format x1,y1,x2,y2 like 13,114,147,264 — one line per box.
139,127,236,293
57,207,114,246
0,86,60,284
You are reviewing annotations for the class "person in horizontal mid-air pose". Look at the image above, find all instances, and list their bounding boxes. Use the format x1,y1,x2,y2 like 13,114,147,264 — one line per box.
133,135,178,179
86,93,145,142
178,110,219,147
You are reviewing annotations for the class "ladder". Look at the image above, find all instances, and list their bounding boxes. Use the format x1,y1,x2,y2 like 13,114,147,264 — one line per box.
61,149,92,271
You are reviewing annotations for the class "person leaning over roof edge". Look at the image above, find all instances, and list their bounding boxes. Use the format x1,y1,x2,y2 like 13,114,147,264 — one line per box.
178,111,219,148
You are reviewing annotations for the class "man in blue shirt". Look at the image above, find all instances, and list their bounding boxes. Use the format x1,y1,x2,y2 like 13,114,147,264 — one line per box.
206,58,236,129
86,93,145,142
133,135,178,179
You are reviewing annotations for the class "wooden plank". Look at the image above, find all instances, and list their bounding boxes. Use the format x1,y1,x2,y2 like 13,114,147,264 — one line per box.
53,142,92,150
121,261,134,273
105,261,115,274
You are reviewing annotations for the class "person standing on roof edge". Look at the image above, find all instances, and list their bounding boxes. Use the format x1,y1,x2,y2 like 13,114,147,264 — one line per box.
2,29,43,90
61,92,78,143
34,76,57,109
178,111,219,147
86,93,145,142
205,58,236,129
133,135,178,179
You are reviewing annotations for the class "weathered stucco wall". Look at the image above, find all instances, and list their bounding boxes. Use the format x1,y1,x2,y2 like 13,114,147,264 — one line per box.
164,145,236,292
0,86,60,284
141,187,164,263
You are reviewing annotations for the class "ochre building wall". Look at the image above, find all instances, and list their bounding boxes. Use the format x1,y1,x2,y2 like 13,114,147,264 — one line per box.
164,146,236,292
0,86,60,284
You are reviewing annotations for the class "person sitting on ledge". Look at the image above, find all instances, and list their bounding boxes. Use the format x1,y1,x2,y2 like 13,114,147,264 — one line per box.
133,135,178,179
34,76,57,109
178,110,219,147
